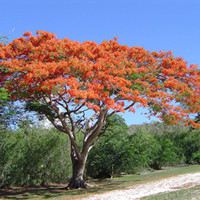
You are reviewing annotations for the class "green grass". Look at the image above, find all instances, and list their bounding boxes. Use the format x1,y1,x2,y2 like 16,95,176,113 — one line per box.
142,185,200,200
0,165,200,200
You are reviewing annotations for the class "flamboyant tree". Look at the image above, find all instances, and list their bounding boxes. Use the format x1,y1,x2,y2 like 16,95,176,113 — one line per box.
0,31,199,188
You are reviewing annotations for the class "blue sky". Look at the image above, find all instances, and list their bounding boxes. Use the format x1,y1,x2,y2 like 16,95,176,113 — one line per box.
1,0,200,125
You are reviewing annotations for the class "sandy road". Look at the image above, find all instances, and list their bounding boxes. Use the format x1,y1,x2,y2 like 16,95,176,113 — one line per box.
82,172,200,200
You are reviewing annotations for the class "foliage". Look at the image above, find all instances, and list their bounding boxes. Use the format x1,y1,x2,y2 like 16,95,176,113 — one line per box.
0,88,8,103
0,31,199,128
87,121,200,178
181,129,200,164
149,136,179,170
0,126,71,188
129,124,200,167
125,132,161,172
0,116,200,185
0,36,9,104
120,129,180,172
192,152,200,164
86,115,129,178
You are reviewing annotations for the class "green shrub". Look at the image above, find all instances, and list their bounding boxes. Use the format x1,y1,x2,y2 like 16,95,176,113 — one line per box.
182,129,200,164
0,127,71,187
86,115,129,178
192,152,200,164
149,136,179,170
1,116,199,186
87,119,200,178
124,132,160,172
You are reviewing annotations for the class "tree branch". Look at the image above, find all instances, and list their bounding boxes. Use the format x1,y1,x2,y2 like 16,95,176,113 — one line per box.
81,110,108,156
42,95,81,159
108,102,135,117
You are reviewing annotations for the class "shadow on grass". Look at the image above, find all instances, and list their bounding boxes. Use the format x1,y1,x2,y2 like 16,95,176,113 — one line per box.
0,186,87,199
0,180,124,200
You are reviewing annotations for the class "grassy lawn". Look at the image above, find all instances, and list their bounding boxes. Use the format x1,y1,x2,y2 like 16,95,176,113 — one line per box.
142,185,200,200
0,165,200,200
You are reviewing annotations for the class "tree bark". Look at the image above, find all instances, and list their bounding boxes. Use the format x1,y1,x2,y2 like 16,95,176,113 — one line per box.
67,147,88,189
67,110,107,189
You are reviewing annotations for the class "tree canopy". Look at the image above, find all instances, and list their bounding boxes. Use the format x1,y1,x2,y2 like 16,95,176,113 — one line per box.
0,31,199,128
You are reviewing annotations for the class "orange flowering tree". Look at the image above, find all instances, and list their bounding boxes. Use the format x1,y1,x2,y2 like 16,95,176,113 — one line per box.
0,31,199,188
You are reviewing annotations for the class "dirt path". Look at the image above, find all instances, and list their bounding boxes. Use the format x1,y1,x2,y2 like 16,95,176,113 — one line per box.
83,172,200,200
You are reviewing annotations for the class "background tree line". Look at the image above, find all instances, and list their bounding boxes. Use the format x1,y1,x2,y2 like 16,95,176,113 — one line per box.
0,115,200,188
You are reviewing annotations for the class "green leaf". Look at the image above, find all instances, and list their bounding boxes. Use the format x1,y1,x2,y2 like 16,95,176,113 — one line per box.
26,101,57,118
0,88,9,102
130,83,143,91
131,73,145,80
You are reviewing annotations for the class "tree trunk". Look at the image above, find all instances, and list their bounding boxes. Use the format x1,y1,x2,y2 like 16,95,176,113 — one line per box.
67,147,88,189
66,111,106,189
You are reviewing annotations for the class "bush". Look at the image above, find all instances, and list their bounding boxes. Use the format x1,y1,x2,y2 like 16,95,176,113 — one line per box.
87,119,200,178
124,132,160,172
149,136,179,170
0,126,71,187
181,129,200,164
1,116,199,186
192,152,200,164
86,115,129,178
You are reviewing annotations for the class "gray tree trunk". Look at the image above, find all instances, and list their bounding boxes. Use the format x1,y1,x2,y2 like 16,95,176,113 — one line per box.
67,147,88,189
